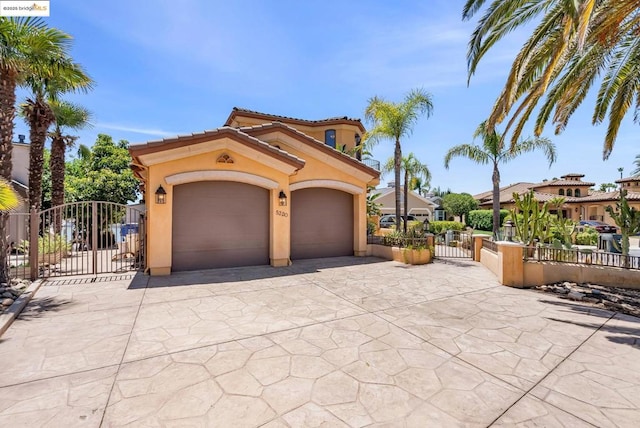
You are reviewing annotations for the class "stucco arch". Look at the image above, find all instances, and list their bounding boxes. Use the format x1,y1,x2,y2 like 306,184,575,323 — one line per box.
290,179,363,195
164,170,279,189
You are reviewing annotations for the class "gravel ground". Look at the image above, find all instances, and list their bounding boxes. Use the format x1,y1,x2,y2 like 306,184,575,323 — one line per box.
535,281,640,318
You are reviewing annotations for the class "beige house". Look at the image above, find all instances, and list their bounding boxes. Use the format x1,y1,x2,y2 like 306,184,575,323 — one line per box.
473,173,640,225
130,108,380,275
8,137,30,248
375,186,438,221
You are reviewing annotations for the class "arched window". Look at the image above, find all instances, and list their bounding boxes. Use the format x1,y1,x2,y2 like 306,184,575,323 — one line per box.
574,188,581,197
325,129,336,148
559,189,564,196
566,189,572,196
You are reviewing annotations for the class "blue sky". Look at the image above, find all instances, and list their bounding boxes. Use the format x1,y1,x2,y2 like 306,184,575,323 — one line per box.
14,0,639,195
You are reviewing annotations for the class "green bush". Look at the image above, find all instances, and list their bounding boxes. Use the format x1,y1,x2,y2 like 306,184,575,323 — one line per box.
18,234,71,255
467,210,509,230
575,226,598,245
429,221,465,234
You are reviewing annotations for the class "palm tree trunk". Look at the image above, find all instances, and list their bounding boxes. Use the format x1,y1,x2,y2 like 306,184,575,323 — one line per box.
403,169,409,234
492,161,501,239
394,138,402,233
27,99,55,212
0,70,18,283
50,135,66,231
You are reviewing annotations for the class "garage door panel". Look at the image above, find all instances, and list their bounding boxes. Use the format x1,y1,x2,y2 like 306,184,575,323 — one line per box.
291,188,353,259
172,181,269,271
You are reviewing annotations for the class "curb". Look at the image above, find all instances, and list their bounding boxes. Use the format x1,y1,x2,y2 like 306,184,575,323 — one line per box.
0,279,45,337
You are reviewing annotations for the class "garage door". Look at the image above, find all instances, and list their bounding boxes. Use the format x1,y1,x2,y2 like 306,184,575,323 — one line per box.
290,188,353,259
172,181,269,271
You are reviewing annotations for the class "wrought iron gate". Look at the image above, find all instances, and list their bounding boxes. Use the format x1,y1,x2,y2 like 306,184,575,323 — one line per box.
8,201,146,279
433,230,474,259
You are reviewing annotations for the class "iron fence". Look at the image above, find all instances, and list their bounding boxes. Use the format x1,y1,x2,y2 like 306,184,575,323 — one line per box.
482,239,498,253
525,246,640,270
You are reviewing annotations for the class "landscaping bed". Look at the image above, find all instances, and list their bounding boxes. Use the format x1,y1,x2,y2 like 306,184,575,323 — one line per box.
535,281,640,318
0,278,31,314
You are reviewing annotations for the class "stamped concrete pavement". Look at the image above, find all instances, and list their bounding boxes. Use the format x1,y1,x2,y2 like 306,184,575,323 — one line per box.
0,257,638,427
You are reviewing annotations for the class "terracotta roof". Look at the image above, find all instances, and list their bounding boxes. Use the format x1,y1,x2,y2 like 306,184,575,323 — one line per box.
239,122,379,178
474,182,535,204
578,190,640,202
129,127,306,171
615,176,640,183
225,107,366,133
531,179,595,187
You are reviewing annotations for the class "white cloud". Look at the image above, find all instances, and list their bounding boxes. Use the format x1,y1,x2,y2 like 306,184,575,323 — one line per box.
96,122,181,137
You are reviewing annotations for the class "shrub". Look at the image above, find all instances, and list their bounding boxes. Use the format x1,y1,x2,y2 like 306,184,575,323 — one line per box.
18,234,71,255
429,221,465,234
467,210,509,230
575,226,598,245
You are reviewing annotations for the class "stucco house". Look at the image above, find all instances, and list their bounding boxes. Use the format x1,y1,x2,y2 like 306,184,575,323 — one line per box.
375,185,439,221
8,136,30,247
129,108,380,275
473,173,640,226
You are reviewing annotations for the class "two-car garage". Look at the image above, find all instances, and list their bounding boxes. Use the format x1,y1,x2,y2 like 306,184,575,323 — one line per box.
171,183,354,271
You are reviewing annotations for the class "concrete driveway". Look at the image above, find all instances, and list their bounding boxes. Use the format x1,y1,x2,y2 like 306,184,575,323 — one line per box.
0,257,638,427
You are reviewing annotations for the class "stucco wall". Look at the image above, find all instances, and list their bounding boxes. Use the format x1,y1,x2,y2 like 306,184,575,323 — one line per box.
480,248,499,277
523,261,640,289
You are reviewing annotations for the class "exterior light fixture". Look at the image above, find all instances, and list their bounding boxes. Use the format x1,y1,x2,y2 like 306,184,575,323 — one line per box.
278,190,287,207
504,219,515,242
155,185,167,204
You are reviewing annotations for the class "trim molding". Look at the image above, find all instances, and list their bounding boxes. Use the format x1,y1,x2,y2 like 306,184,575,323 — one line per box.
165,170,279,189
290,179,363,195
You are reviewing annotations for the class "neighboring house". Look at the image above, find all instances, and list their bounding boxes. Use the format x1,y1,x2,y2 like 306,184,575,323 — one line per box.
473,173,640,226
129,107,381,275
8,136,30,249
375,185,438,221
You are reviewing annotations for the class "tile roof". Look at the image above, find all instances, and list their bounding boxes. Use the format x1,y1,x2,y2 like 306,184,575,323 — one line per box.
531,179,595,187
239,122,379,178
129,127,306,169
225,107,366,132
578,190,640,202
615,176,640,183
474,182,535,204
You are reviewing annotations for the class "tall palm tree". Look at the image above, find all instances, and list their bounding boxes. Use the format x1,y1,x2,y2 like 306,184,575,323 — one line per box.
383,153,431,233
463,0,640,159
633,155,640,176
365,89,433,232
444,122,557,238
20,53,93,212
49,100,92,209
0,17,74,282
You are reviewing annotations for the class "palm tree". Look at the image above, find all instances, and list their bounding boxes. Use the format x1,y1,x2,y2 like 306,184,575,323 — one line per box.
365,89,433,232
634,155,640,176
410,176,428,197
463,0,640,159
0,17,74,282
20,51,93,212
383,153,431,233
444,122,557,238
49,100,92,209
0,179,19,211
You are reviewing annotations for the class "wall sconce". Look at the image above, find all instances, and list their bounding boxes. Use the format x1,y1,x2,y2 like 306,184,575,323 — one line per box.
278,190,287,206
504,219,515,242
155,185,167,204
575,207,579,212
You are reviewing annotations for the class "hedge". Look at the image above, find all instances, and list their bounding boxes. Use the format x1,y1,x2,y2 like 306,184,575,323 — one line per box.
428,221,465,234
466,209,510,231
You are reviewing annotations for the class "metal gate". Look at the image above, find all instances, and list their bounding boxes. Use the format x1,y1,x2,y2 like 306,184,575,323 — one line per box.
434,230,474,259
8,201,146,279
